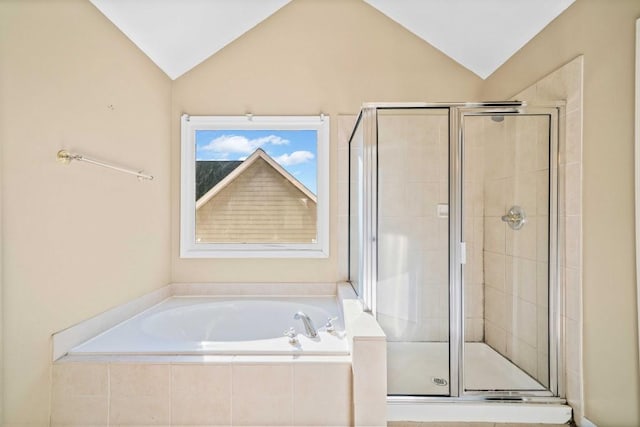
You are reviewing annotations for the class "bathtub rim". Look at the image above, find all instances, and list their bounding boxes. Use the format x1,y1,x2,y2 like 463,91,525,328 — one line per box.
52,282,353,361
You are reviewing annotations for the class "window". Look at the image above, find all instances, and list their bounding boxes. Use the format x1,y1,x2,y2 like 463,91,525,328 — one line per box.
180,114,329,258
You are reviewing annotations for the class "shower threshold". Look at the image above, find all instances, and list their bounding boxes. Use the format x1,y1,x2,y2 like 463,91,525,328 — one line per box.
388,341,545,394
387,341,572,423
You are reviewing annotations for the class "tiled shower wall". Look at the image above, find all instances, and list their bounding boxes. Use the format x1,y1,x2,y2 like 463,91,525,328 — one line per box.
338,112,486,343
514,57,584,423
463,118,486,342
481,114,551,386
375,113,451,342
480,56,583,421
374,112,486,342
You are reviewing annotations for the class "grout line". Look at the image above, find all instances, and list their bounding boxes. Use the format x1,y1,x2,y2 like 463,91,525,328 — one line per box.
290,363,295,426
107,363,111,427
229,362,234,426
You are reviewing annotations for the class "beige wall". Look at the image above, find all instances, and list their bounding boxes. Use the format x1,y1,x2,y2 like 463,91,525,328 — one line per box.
0,0,171,424
482,0,640,425
170,0,483,283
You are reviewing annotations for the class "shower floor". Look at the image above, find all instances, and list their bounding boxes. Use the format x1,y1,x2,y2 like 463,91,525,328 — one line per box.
388,341,546,395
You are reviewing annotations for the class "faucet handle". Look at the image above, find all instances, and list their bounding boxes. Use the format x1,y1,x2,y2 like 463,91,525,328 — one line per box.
325,317,338,333
283,327,298,344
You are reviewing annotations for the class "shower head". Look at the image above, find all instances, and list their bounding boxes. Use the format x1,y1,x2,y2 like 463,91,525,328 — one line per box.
491,115,504,123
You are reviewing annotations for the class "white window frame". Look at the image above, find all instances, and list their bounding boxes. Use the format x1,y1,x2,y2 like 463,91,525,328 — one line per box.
180,114,330,258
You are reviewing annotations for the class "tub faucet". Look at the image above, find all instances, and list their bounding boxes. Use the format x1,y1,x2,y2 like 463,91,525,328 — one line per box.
294,311,318,338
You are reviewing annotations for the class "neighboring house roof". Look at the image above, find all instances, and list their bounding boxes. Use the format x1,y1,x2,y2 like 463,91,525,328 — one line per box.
195,160,243,200
196,148,316,210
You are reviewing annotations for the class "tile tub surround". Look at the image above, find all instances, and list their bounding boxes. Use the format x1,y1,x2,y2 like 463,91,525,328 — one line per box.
50,282,388,426
51,357,353,426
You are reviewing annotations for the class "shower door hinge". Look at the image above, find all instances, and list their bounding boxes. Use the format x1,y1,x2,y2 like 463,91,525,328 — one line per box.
460,242,467,264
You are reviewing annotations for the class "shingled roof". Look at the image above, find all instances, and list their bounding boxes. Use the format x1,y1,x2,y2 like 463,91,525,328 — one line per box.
196,160,243,200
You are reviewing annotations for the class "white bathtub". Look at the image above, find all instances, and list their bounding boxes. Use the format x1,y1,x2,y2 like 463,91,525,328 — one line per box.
69,296,348,356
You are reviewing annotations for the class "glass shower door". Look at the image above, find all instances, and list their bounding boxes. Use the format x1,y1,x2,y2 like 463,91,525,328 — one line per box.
460,110,558,396
376,108,451,396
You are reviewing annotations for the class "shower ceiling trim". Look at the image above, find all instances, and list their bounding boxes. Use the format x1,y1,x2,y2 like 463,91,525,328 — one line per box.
89,0,575,80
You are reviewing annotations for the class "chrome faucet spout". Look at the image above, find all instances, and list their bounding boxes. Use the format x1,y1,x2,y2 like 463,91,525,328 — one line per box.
294,311,318,338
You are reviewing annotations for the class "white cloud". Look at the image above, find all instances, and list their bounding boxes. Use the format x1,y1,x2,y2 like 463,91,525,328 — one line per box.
274,150,315,166
201,134,289,154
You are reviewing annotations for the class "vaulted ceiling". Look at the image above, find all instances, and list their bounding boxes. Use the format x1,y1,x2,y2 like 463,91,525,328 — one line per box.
90,0,575,80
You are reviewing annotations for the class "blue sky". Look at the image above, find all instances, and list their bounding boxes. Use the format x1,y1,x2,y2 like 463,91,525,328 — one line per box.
196,129,317,194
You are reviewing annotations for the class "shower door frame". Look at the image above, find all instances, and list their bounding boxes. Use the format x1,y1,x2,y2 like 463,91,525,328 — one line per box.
453,105,563,401
349,102,565,403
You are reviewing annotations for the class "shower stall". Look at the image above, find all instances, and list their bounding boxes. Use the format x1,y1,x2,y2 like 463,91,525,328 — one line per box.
348,102,564,404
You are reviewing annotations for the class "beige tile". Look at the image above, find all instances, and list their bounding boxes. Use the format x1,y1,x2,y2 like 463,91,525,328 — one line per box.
564,216,581,269
421,285,443,319
513,338,538,378
504,255,515,296
564,110,582,164
506,217,537,261
536,170,549,217
379,179,407,217
352,340,387,426
109,364,171,425
51,363,109,425
465,318,484,342
484,321,506,355
536,126,550,172
514,171,537,218
232,364,293,426
514,258,537,304
484,178,506,217
515,298,538,347
472,246,484,287
52,363,108,396
465,283,484,319
484,286,506,326
50,394,108,425
514,84,537,104
293,363,352,426
564,162,581,216
536,216,549,262
110,396,171,425
536,262,549,308
567,370,583,423
515,129,538,174
566,317,580,374
409,144,440,183
565,266,580,321
110,363,170,396
484,251,505,290
484,217,505,253
421,217,440,251
338,146,349,184
536,68,568,102
171,364,232,425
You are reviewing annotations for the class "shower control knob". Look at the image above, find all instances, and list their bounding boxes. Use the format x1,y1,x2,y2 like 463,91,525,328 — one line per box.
501,205,526,230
